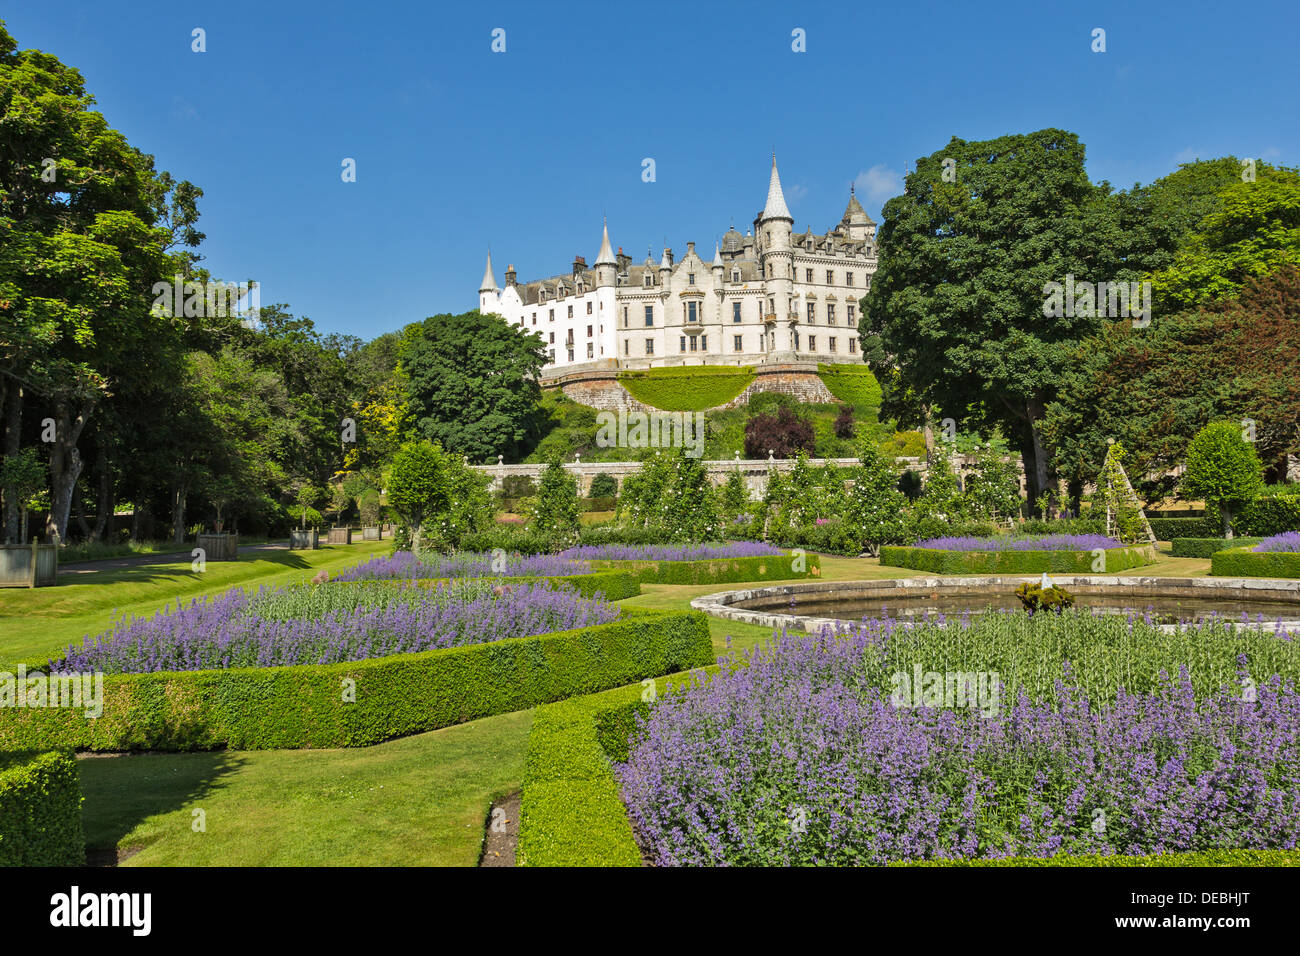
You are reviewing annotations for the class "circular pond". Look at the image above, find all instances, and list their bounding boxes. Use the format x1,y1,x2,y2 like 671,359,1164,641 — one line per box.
693,575,1300,631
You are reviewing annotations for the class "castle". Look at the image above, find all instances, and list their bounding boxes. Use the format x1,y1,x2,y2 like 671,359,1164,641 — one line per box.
477,156,879,374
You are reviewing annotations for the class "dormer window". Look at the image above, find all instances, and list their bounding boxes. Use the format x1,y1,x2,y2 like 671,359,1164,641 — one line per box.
731,269,740,283
643,274,653,287
688,273,695,286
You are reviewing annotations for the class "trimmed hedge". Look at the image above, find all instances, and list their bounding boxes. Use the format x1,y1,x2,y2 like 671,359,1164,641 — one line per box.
816,363,882,408
1148,516,1218,540
1169,537,1262,558
342,570,643,603
1211,547,1300,579
878,545,1156,575
518,671,706,867
0,610,713,753
617,366,755,412
0,751,85,866
589,552,821,585
896,849,1300,867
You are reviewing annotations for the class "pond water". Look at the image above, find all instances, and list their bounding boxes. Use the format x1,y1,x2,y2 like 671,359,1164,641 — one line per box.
757,592,1300,626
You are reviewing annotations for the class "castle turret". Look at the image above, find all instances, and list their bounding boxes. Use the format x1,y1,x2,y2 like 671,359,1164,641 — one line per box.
758,155,795,359
659,247,672,285
504,263,517,288
594,219,616,288
479,251,499,313
840,185,874,242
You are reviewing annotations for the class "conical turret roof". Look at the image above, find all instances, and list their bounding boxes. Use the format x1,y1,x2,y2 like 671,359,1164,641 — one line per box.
479,251,498,293
760,155,792,221
595,220,616,265
842,186,875,225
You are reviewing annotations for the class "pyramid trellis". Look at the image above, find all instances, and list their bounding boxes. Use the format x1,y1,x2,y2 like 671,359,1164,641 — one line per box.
1096,442,1156,545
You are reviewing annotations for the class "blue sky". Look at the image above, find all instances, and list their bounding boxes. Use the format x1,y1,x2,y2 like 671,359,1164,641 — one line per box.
6,0,1296,341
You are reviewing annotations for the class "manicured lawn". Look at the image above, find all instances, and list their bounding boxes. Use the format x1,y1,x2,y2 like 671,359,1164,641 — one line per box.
78,708,532,866
0,541,390,666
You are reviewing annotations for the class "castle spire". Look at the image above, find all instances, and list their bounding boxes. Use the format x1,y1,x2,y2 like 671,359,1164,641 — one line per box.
479,251,498,293
761,154,792,222
594,218,616,265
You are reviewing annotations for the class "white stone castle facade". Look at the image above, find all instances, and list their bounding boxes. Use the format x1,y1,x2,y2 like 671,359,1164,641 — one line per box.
476,157,878,373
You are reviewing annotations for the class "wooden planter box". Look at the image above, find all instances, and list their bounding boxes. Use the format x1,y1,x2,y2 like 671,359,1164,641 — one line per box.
362,526,381,541
289,529,320,550
0,540,58,588
327,526,352,545
196,532,239,562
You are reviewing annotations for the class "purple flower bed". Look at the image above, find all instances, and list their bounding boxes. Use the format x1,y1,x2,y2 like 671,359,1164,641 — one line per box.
558,541,782,562
617,630,1300,865
1254,532,1300,553
337,550,586,581
913,534,1124,552
52,581,619,674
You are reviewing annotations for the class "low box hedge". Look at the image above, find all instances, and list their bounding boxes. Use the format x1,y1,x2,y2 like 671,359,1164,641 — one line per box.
0,750,85,866
1211,547,1300,578
878,545,1156,575
1148,516,1218,540
0,609,713,753
1169,537,1262,558
589,552,821,585
518,671,708,867
347,570,643,603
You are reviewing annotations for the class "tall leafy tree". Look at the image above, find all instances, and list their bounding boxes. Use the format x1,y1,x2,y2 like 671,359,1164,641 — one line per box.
859,129,1133,504
400,310,546,462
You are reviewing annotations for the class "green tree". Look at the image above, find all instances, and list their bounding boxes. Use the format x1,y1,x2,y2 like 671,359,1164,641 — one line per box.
530,454,579,545
387,440,451,547
0,446,45,541
400,310,546,462
720,469,749,523
1182,422,1264,537
859,129,1131,503
846,445,909,555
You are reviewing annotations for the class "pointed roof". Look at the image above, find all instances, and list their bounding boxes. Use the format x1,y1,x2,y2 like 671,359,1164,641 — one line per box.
659,248,671,270
712,244,723,267
842,185,876,226
479,252,498,293
594,219,616,265
760,154,792,221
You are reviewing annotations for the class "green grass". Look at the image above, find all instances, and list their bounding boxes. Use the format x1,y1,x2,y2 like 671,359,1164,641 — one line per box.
617,365,756,411
77,708,533,866
0,540,390,667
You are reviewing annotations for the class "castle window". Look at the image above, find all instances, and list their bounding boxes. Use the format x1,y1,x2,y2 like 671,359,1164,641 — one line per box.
587,302,593,315
587,325,593,337
645,338,654,355
847,304,856,323
731,269,740,283
531,312,537,325
828,303,836,324
549,332,555,344
809,335,816,351
733,334,742,352
587,343,594,359
567,348,574,362
680,336,687,353
805,268,813,282
846,272,855,286
644,274,652,287
732,302,741,323
826,270,834,284
644,305,654,327
701,335,707,350
807,302,816,322
549,309,554,321
688,273,695,286
624,340,629,356
567,305,574,318
829,336,837,353
687,301,698,322
547,349,555,362
849,338,857,354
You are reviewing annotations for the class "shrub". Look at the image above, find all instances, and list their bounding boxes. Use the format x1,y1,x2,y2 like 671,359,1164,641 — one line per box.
879,544,1155,574
0,751,84,866
1211,547,1300,578
1231,485,1300,537
744,406,814,459
833,405,855,439
530,455,581,546
618,366,755,411
588,473,618,499
1,611,712,752
357,489,382,526
817,363,883,408
1148,516,1219,540
1170,537,1262,558
1182,422,1264,536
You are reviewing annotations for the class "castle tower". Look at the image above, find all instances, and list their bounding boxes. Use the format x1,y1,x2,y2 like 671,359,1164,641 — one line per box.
840,185,875,242
478,251,499,313
758,155,795,359
594,219,616,288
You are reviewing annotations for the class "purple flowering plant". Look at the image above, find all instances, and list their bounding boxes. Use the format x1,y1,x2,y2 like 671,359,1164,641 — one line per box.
1254,532,1300,553
337,550,586,581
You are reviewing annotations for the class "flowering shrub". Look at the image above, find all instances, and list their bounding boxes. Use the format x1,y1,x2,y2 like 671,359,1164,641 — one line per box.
1254,532,1300,553
337,550,585,581
558,542,781,561
53,581,619,673
914,534,1122,551
618,623,1300,865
